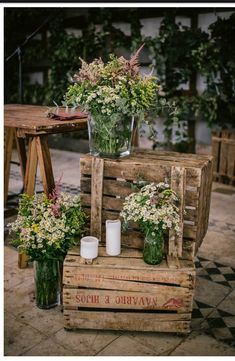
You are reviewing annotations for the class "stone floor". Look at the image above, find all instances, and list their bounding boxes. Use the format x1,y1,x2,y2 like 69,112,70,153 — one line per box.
4,148,235,356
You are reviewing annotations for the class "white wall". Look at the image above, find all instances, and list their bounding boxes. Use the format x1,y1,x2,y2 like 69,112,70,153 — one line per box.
27,72,44,85
140,17,163,37
112,22,131,36
198,11,233,33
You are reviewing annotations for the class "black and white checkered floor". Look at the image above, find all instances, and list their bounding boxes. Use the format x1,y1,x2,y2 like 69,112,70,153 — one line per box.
193,256,235,347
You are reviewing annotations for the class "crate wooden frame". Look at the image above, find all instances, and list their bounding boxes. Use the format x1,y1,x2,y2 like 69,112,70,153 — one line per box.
63,246,196,333
79,149,213,259
212,129,235,185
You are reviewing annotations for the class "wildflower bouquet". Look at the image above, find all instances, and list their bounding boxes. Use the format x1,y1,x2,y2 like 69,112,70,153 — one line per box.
8,188,87,262
120,182,181,264
64,45,175,157
65,45,159,119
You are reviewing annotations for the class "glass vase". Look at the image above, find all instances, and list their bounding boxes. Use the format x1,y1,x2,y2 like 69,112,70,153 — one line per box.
87,113,135,158
34,259,60,309
143,229,164,265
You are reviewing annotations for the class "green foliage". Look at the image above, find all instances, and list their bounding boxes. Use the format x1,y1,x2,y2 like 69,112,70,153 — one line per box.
5,9,235,131
64,52,161,118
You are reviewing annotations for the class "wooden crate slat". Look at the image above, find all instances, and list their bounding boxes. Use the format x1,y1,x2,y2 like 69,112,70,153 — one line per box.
211,137,220,173
114,230,144,249
81,177,133,198
212,129,235,184
196,161,213,251
201,159,213,245
81,193,123,212
81,176,199,208
219,140,228,175
64,249,195,288
81,194,198,224
63,264,193,288
80,157,202,187
181,239,196,261
63,287,192,312
169,166,186,257
90,157,104,239
63,274,189,294
227,143,235,178
64,310,191,333
64,267,194,289
131,148,210,166
68,245,143,258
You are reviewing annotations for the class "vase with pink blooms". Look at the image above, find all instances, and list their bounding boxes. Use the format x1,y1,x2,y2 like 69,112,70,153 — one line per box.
65,45,170,158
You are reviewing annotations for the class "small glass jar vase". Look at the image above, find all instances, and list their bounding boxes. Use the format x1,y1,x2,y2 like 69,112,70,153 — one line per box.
34,259,61,309
88,113,135,158
143,228,164,265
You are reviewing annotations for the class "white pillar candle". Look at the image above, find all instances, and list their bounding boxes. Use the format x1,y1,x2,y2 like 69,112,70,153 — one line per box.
106,219,121,256
80,236,99,260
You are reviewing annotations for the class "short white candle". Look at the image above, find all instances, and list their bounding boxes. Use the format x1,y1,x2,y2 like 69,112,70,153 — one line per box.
106,219,121,256
80,236,99,260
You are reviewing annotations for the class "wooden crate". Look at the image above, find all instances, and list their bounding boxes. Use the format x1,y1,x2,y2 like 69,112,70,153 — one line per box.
80,149,213,259
63,246,196,333
212,129,235,185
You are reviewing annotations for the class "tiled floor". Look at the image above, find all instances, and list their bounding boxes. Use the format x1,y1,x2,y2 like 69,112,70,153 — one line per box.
4,149,235,356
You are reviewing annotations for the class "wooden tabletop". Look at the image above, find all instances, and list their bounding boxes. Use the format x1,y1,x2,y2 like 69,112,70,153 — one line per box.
4,104,88,135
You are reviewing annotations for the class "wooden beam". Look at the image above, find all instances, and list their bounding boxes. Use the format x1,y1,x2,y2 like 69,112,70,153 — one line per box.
4,128,14,205
35,135,55,197
90,157,104,240
169,166,186,258
24,137,38,196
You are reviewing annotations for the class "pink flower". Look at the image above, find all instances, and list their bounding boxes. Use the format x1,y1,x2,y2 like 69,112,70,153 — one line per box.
49,174,63,202
51,203,61,218
150,197,158,205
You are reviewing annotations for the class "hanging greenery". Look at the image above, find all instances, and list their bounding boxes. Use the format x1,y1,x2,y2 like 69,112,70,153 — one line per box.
5,8,235,134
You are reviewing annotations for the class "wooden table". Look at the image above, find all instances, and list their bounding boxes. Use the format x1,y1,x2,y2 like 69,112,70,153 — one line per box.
4,104,88,204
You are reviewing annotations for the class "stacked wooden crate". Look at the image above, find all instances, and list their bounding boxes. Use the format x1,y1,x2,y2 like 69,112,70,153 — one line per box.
212,129,235,185
63,149,213,333
64,246,195,333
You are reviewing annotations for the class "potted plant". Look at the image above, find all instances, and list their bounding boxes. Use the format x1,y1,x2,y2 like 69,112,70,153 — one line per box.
120,182,181,265
8,185,87,309
64,45,176,158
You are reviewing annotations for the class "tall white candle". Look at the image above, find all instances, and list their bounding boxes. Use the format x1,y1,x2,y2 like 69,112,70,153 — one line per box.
80,236,99,260
106,219,121,256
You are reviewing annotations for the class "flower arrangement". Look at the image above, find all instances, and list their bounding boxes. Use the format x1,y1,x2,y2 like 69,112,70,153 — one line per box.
64,45,177,157
120,182,181,235
8,186,87,262
65,44,159,119
120,182,181,264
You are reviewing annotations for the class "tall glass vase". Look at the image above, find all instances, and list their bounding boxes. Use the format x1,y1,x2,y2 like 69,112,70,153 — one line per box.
88,113,135,158
143,228,164,265
34,259,60,309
